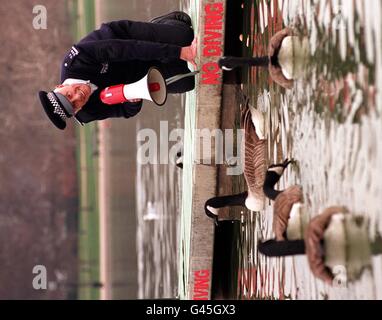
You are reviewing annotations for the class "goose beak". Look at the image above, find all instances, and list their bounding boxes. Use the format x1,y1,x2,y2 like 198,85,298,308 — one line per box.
282,158,294,168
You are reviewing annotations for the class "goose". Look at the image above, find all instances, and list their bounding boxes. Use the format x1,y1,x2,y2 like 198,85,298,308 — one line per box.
258,206,373,284
304,206,349,284
218,28,310,89
175,150,183,169
263,158,374,278
204,99,267,225
262,158,306,240
306,207,374,284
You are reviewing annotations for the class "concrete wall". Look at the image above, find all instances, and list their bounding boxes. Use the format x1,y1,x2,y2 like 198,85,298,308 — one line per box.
187,0,226,300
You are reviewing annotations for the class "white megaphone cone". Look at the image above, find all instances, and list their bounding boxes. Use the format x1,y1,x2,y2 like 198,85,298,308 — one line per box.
100,67,167,106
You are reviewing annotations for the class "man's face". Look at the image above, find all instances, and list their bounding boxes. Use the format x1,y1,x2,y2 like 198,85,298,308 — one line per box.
55,84,92,113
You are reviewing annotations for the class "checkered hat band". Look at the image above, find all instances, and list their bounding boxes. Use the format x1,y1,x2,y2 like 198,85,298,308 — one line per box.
47,92,68,121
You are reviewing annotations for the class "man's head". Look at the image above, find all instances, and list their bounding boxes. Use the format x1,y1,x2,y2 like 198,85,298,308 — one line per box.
54,83,92,113
38,83,91,130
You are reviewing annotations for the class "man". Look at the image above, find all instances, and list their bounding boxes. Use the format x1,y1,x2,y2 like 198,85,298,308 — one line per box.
38,11,197,130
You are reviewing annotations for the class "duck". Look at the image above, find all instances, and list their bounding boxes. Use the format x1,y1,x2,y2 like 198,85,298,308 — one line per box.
262,158,306,240
204,99,267,225
218,28,310,89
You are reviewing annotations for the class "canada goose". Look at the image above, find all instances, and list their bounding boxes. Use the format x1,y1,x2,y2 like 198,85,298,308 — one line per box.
258,206,375,285
175,150,183,169
204,100,267,225
306,207,374,284
219,28,310,89
262,158,305,240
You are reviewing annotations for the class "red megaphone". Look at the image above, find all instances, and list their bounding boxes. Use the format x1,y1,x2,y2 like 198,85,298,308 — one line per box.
100,84,127,105
100,67,167,106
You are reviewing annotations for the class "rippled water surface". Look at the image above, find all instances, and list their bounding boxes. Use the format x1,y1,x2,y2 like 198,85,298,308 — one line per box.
135,104,184,298
136,156,183,298
236,0,382,300
133,0,382,300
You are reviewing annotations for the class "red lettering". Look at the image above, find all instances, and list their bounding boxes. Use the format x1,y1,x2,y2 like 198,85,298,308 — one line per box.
205,3,223,14
203,46,221,57
203,41,221,47
194,270,210,278
193,294,209,300
205,23,223,30
204,30,222,42
193,270,210,300
195,278,209,288
201,2,224,86
205,15,223,27
202,62,220,85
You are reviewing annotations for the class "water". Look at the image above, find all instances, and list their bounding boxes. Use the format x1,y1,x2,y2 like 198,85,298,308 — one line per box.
95,0,185,299
135,107,184,299
98,0,382,300
135,0,196,300
237,0,382,300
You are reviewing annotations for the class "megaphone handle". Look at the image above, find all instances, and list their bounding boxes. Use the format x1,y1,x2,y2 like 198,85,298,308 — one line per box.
165,70,200,86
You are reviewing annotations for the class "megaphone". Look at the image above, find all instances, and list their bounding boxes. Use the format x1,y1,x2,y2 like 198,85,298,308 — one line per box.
100,67,167,106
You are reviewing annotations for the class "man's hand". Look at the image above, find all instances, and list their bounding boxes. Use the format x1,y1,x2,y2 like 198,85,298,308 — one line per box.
180,38,197,68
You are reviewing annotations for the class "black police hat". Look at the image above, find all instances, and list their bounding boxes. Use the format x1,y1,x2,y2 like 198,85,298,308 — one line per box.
38,91,74,130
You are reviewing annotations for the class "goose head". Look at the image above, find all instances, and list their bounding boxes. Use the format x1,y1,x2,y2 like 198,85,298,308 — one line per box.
175,150,183,169
204,192,249,224
268,158,293,174
263,159,294,200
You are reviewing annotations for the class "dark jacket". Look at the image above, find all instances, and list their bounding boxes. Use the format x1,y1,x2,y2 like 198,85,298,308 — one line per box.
61,20,186,124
